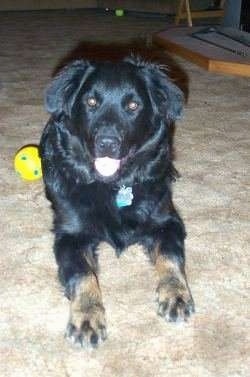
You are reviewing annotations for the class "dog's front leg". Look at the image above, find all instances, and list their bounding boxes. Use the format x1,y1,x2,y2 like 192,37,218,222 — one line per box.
151,219,195,322
54,234,107,348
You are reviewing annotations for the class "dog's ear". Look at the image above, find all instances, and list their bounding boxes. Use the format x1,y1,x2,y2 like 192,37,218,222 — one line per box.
45,60,93,117
145,64,184,122
125,56,184,122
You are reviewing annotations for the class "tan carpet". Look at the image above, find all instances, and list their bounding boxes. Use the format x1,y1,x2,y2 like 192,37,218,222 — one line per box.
0,10,249,377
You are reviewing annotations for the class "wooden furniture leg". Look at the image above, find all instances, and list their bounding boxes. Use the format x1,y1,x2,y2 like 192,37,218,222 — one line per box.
175,0,193,27
175,0,225,27
185,0,193,27
175,0,185,26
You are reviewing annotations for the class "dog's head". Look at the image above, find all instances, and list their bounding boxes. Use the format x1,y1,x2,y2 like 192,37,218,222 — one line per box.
45,57,183,181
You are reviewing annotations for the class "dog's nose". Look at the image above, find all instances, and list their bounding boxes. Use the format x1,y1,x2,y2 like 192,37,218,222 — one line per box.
95,135,120,156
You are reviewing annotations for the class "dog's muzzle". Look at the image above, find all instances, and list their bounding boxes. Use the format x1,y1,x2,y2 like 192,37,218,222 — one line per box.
94,129,122,177
95,135,121,157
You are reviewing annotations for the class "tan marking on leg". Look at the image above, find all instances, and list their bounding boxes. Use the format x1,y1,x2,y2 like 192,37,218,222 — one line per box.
66,273,107,348
154,249,194,322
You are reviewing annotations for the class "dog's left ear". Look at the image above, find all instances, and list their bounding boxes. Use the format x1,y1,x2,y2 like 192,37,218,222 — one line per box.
126,57,184,122
145,64,184,122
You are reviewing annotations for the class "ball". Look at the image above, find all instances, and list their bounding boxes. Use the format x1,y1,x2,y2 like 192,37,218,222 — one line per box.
14,145,42,181
115,9,124,17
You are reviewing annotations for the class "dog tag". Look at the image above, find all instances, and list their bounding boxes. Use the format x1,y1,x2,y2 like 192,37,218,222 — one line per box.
116,186,134,208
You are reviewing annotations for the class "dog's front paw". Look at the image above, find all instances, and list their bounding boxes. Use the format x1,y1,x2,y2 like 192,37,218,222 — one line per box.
65,302,107,348
65,275,107,348
156,277,195,322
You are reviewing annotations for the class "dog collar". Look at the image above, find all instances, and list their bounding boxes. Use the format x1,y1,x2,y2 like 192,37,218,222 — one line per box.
116,186,134,208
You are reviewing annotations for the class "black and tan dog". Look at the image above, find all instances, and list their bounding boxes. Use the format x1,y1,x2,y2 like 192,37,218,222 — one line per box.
40,50,194,348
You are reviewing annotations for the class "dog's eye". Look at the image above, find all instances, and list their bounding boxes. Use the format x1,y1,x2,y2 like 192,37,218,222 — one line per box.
87,97,97,107
128,101,139,111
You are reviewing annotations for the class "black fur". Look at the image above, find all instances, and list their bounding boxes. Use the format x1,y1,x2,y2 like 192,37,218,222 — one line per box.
40,55,193,344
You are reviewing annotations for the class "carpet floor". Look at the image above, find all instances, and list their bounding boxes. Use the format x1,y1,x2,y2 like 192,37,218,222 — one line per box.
0,9,249,377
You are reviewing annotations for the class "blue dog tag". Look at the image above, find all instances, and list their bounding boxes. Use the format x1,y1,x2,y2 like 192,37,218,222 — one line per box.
116,186,134,208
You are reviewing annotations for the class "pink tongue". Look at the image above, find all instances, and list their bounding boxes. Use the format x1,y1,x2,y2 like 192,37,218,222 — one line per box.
94,157,121,177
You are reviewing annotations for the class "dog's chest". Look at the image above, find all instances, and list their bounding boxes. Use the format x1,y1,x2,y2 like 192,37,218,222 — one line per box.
72,183,140,224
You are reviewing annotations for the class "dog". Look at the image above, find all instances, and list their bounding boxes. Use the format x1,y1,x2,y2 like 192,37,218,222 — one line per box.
40,52,194,348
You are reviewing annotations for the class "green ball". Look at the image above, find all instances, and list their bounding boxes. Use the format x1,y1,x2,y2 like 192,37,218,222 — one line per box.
115,9,124,17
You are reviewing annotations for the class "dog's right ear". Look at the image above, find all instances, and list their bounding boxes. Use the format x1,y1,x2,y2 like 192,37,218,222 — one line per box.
45,60,93,117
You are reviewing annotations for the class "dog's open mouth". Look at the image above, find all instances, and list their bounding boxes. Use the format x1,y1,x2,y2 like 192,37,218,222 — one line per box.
94,157,121,177
94,147,136,178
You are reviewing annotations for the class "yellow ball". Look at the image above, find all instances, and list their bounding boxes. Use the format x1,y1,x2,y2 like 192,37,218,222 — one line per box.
14,145,42,181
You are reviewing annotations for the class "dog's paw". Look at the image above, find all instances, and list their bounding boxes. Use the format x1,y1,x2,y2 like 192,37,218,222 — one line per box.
65,274,107,348
65,302,107,348
156,277,195,322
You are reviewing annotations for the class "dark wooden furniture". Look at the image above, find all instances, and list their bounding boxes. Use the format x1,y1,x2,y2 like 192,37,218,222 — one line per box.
153,26,250,77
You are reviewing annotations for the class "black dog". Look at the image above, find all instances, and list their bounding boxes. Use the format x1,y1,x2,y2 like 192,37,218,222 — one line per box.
40,54,194,348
